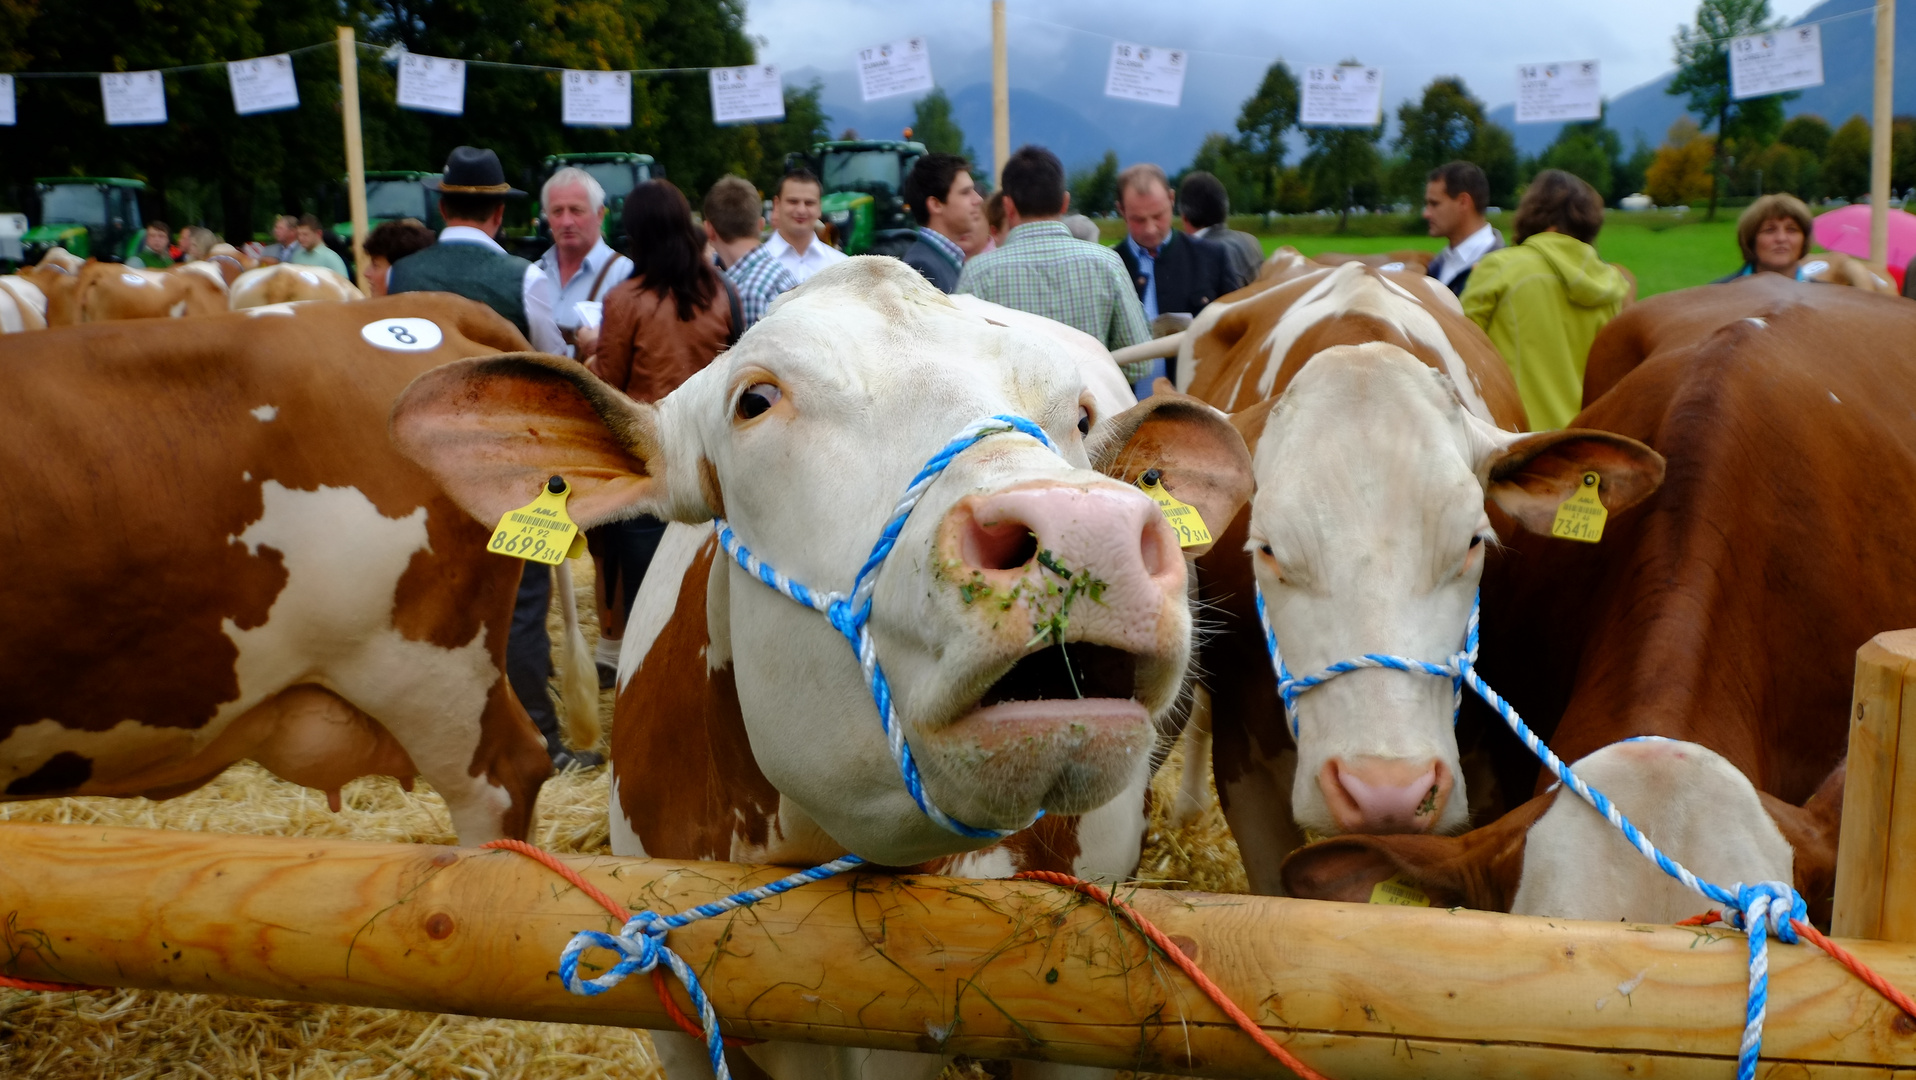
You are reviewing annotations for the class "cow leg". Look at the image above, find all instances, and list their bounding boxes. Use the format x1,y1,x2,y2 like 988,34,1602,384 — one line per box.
1168,685,1214,828
1217,747,1302,896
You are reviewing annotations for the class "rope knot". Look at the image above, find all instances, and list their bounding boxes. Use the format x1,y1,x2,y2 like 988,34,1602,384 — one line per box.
825,597,862,640
557,910,673,996
1733,881,1807,945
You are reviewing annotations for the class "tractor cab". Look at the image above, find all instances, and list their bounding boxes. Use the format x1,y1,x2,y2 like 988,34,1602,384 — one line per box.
332,171,443,244
25,178,147,264
790,139,925,257
530,152,659,254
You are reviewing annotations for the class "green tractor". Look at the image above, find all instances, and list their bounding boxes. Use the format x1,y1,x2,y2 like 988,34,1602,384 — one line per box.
788,139,925,257
530,152,660,254
331,171,444,245
22,178,147,264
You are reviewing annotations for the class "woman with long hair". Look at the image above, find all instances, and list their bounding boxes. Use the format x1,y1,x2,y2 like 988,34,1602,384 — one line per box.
584,179,741,683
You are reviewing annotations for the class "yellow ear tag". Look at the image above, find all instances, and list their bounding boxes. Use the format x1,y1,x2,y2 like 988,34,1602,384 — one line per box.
1550,470,1607,544
487,475,582,566
1369,873,1433,907
1137,468,1212,548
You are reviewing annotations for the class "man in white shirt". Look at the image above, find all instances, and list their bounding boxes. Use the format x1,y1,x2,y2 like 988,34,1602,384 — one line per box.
760,168,846,284
535,166,632,358
1423,161,1504,296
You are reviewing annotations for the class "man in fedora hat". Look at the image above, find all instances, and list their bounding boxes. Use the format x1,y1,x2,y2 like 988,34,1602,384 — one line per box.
389,146,590,769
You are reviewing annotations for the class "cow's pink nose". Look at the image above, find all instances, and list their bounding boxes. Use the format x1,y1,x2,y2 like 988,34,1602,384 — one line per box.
948,482,1180,585
1319,757,1451,834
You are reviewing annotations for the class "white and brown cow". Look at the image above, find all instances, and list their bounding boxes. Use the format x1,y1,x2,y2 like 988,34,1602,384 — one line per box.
0,294,596,844
393,258,1255,1080
0,274,47,332
230,262,364,309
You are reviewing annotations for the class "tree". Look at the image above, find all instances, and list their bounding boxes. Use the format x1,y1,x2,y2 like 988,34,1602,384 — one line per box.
1644,117,1717,206
910,87,973,160
1824,115,1873,200
1617,136,1657,199
1183,133,1260,217
1777,114,1833,156
1668,0,1793,219
1233,61,1299,212
750,80,831,194
1068,150,1119,217
1301,63,1384,231
1536,105,1626,202
1390,76,1518,207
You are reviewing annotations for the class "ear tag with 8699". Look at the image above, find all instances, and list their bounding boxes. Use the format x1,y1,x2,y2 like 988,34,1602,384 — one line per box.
488,476,585,565
1137,468,1212,548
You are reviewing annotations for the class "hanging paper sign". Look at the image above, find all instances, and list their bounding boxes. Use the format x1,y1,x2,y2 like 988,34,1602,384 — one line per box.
562,69,632,127
710,64,785,124
1104,42,1188,107
1730,24,1824,100
101,71,167,126
228,54,300,116
396,53,466,115
0,75,14,126
1300,65,1382,127
1515,60,1601,123
856,36,934,102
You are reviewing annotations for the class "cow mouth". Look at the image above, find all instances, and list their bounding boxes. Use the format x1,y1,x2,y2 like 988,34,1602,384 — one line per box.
924,642,1150,771
977,642,1137,708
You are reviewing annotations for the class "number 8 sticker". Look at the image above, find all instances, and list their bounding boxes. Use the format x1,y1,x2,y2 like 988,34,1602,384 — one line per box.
360,317,444,352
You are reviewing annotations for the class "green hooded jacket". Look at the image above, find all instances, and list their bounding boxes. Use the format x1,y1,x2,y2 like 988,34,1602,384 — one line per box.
1460,231,1629,430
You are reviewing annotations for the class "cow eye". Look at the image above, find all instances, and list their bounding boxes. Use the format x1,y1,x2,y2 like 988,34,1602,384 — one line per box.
736,383,781,420
1469,536,1483,549
1077,405,1092,436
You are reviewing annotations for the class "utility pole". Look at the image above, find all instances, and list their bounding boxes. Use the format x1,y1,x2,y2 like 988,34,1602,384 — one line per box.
1870,0,1895,268
337,26,370,287
992,0,1009,183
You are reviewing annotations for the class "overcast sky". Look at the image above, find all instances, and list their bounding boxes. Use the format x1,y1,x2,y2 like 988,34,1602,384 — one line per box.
742,0,1825,113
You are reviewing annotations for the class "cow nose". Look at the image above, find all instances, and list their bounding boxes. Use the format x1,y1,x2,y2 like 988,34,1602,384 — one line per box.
948,482,1181,584
1319,757,1451,834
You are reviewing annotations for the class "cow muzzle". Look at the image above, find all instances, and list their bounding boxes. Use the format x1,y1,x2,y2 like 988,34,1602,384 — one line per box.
1319,756,1453,834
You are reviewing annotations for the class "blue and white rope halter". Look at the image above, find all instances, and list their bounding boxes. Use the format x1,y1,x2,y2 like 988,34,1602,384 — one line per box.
558,856,864,1079
1259,583,1805,1080
716,413,1062,840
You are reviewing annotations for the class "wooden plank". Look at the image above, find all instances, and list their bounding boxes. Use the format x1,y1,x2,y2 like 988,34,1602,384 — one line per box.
4,824,1916,1077
337,26,371,288
1834,630,1916,940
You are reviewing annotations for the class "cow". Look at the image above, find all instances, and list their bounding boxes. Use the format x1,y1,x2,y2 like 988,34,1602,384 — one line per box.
174,258,234,295
0,275,47,332
230,263,364,309
391,258,1257,1080
1280,277,1916,925
73,262,228,321
0,294,598,845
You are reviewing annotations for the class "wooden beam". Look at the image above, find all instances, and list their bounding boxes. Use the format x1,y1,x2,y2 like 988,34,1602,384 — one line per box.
1870,0,1896,268
991,0,1009,183
337,26,371,288
1834,629,1916,940
2,823,1915,1077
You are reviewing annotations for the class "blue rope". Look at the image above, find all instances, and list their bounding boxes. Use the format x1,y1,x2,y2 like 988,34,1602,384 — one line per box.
716,414,1061,840
557,856,864,1079
1258,584,1804,1080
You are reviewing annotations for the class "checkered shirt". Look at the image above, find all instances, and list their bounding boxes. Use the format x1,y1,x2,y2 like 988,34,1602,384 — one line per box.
725,243,801,330
955,221,1151,373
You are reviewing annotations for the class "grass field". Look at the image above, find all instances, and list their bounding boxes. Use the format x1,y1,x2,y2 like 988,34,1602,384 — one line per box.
1251,211,1748,298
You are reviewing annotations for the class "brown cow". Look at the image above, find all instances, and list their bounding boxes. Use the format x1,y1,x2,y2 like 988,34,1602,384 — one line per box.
0,294,595,844
229,263,364,309
1283,278,1916,924
73,262,228,322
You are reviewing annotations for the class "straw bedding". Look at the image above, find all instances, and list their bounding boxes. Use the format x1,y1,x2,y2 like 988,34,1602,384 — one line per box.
0,561,1246,1079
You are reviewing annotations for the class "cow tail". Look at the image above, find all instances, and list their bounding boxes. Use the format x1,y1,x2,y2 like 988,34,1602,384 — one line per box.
553,561,604,752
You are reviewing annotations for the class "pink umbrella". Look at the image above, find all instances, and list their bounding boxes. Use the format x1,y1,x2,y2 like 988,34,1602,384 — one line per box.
1810,203,1916,269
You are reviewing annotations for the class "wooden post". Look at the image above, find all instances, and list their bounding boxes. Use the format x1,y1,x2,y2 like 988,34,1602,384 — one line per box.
5,823,1916,1077
337,26,371,287
1870,0,1896,269
992,0,1009,183
1832,629,1916,940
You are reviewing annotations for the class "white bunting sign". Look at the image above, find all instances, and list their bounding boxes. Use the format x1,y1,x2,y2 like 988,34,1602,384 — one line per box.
0,75,14,126
396,53,466,115
856,36,934,102
709,64,785,124
1730,24,1824,100
101,71,167,126
1515,60,1601,123
1104,42,1188,107
562,70,631,127
1300,65,1383,126
227,54,300,116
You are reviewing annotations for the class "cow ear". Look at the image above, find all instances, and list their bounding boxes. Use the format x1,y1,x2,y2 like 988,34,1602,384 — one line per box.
391,352,697,530
1088,382,1254,557
1280,835,1475,909
1478,426,1666,535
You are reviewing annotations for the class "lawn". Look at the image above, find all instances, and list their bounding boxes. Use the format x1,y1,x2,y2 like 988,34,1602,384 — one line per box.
1246,211,1757,298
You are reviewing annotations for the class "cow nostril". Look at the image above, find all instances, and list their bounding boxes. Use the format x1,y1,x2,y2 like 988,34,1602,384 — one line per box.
1139,514,1177,577
964,518,1039,571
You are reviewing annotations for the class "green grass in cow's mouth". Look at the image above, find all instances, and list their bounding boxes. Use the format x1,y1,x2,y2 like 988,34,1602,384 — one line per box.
959,545,1112,698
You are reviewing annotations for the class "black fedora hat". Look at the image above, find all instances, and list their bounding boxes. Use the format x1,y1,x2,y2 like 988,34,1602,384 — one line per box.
424,145,527,198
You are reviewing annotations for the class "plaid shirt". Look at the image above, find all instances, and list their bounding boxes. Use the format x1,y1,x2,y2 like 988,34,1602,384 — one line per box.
956,221,1151,368
724,243,800,330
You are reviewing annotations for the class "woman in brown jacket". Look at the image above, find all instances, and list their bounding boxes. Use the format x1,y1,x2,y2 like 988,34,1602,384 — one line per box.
583,179,741,683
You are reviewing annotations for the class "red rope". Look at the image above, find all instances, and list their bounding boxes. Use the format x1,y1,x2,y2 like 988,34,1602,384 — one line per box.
0,973,97,993
1678,908,1916,1021
480,838,759,1047
1012,870,1333,1080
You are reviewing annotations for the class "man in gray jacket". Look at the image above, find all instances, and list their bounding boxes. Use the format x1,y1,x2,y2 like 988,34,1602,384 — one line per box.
900,153,982,293
1177,171,1264,286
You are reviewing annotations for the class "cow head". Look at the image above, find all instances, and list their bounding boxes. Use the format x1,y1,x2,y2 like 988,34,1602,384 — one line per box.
1247,343,1663,838
392,257,1252,865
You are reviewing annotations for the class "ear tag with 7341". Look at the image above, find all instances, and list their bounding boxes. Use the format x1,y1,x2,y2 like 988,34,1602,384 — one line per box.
488,476,587,564
1138,468,1211,548
1550,470,1607,543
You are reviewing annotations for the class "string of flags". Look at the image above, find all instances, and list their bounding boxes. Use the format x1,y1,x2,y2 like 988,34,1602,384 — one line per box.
0,17,1843,133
